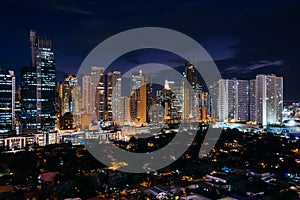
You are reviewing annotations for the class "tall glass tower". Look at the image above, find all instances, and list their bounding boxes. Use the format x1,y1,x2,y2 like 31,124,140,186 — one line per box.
21,30,56,132
0,69,15,134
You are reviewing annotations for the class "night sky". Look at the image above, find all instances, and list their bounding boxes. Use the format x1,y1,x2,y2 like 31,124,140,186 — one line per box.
0,0,299,101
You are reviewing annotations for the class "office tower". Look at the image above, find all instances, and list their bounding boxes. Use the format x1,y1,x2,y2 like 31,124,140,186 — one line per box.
59,75,78,131
182,79,198,122
199,92,209,122
15,89,21,134
108,71,121,121
22,30,56,131
138,76,152,125
149,97,163,125
255,74,283,125
162,80,182,124
129,70,143,123
183,62,199,121
129,70,152,126
210,79,249,122
130,70,143,91
185,62,198,90
21,67,37,131
61,75,77,114
0,69,15,134
162,79,181,124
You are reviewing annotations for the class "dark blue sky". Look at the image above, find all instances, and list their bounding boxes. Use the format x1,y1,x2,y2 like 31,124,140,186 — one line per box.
0,0,299,101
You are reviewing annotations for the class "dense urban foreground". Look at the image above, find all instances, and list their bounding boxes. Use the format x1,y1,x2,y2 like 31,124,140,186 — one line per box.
0,127,300,200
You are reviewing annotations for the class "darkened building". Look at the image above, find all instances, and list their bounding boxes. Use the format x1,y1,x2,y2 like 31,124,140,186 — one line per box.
185,62,198,90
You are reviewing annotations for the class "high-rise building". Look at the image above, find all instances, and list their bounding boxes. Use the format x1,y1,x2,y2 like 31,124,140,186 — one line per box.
184,62,204,122
198,92,209,122
185,62,198,90
162,79,181,124
58,74,78,131
72,85,82,129
21,67,37,131
21,30,56,132
130,70,143,91
81,67,105,122
149,97,164,125
210,79,249,122
249,79,256,122
108,71,121,120
129,70,152,126
210,75,283,125
90,66,105,120
96,70,105,121
236,80,249,121
0,69,15,134
182,79,198,122
82,74,91,114
61,75,77,114
120,96,131,125
255,74,283,125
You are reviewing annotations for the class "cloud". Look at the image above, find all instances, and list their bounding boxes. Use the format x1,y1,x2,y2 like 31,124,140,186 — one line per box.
248,60,284,71
54,6,93,15
219,60,285,76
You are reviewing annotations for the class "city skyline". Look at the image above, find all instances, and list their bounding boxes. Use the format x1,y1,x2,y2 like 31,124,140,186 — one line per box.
1,2,300,199
0,1,299,101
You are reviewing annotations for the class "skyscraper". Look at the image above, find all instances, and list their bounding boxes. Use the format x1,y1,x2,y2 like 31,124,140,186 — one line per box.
210,75,283,125
21,30,56,132
61,74,77,114
0,69,15,134
120,96,131,125
82,74,91,114
90,66,105,120
210,79,249,122
236,80,250,121
58,75,78,131
81,67,105,123
249,79,256,122
21,67,37,131
129,70,152,126
108,71,121,120
255,74,283,125
185,62,198,90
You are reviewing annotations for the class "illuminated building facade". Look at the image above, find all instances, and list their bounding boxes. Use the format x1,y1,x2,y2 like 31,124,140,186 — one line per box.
120,96,131,125
81,66,105,121
130,70,152,126
249,79,256,122
210,75,283,125
255,74,283,125
108,71,121,121
22,30,56,131
82,74,91,114
185,62,197,90
58,75,79,131
0,69,15,134
90,66,105,120
210,79,249,122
